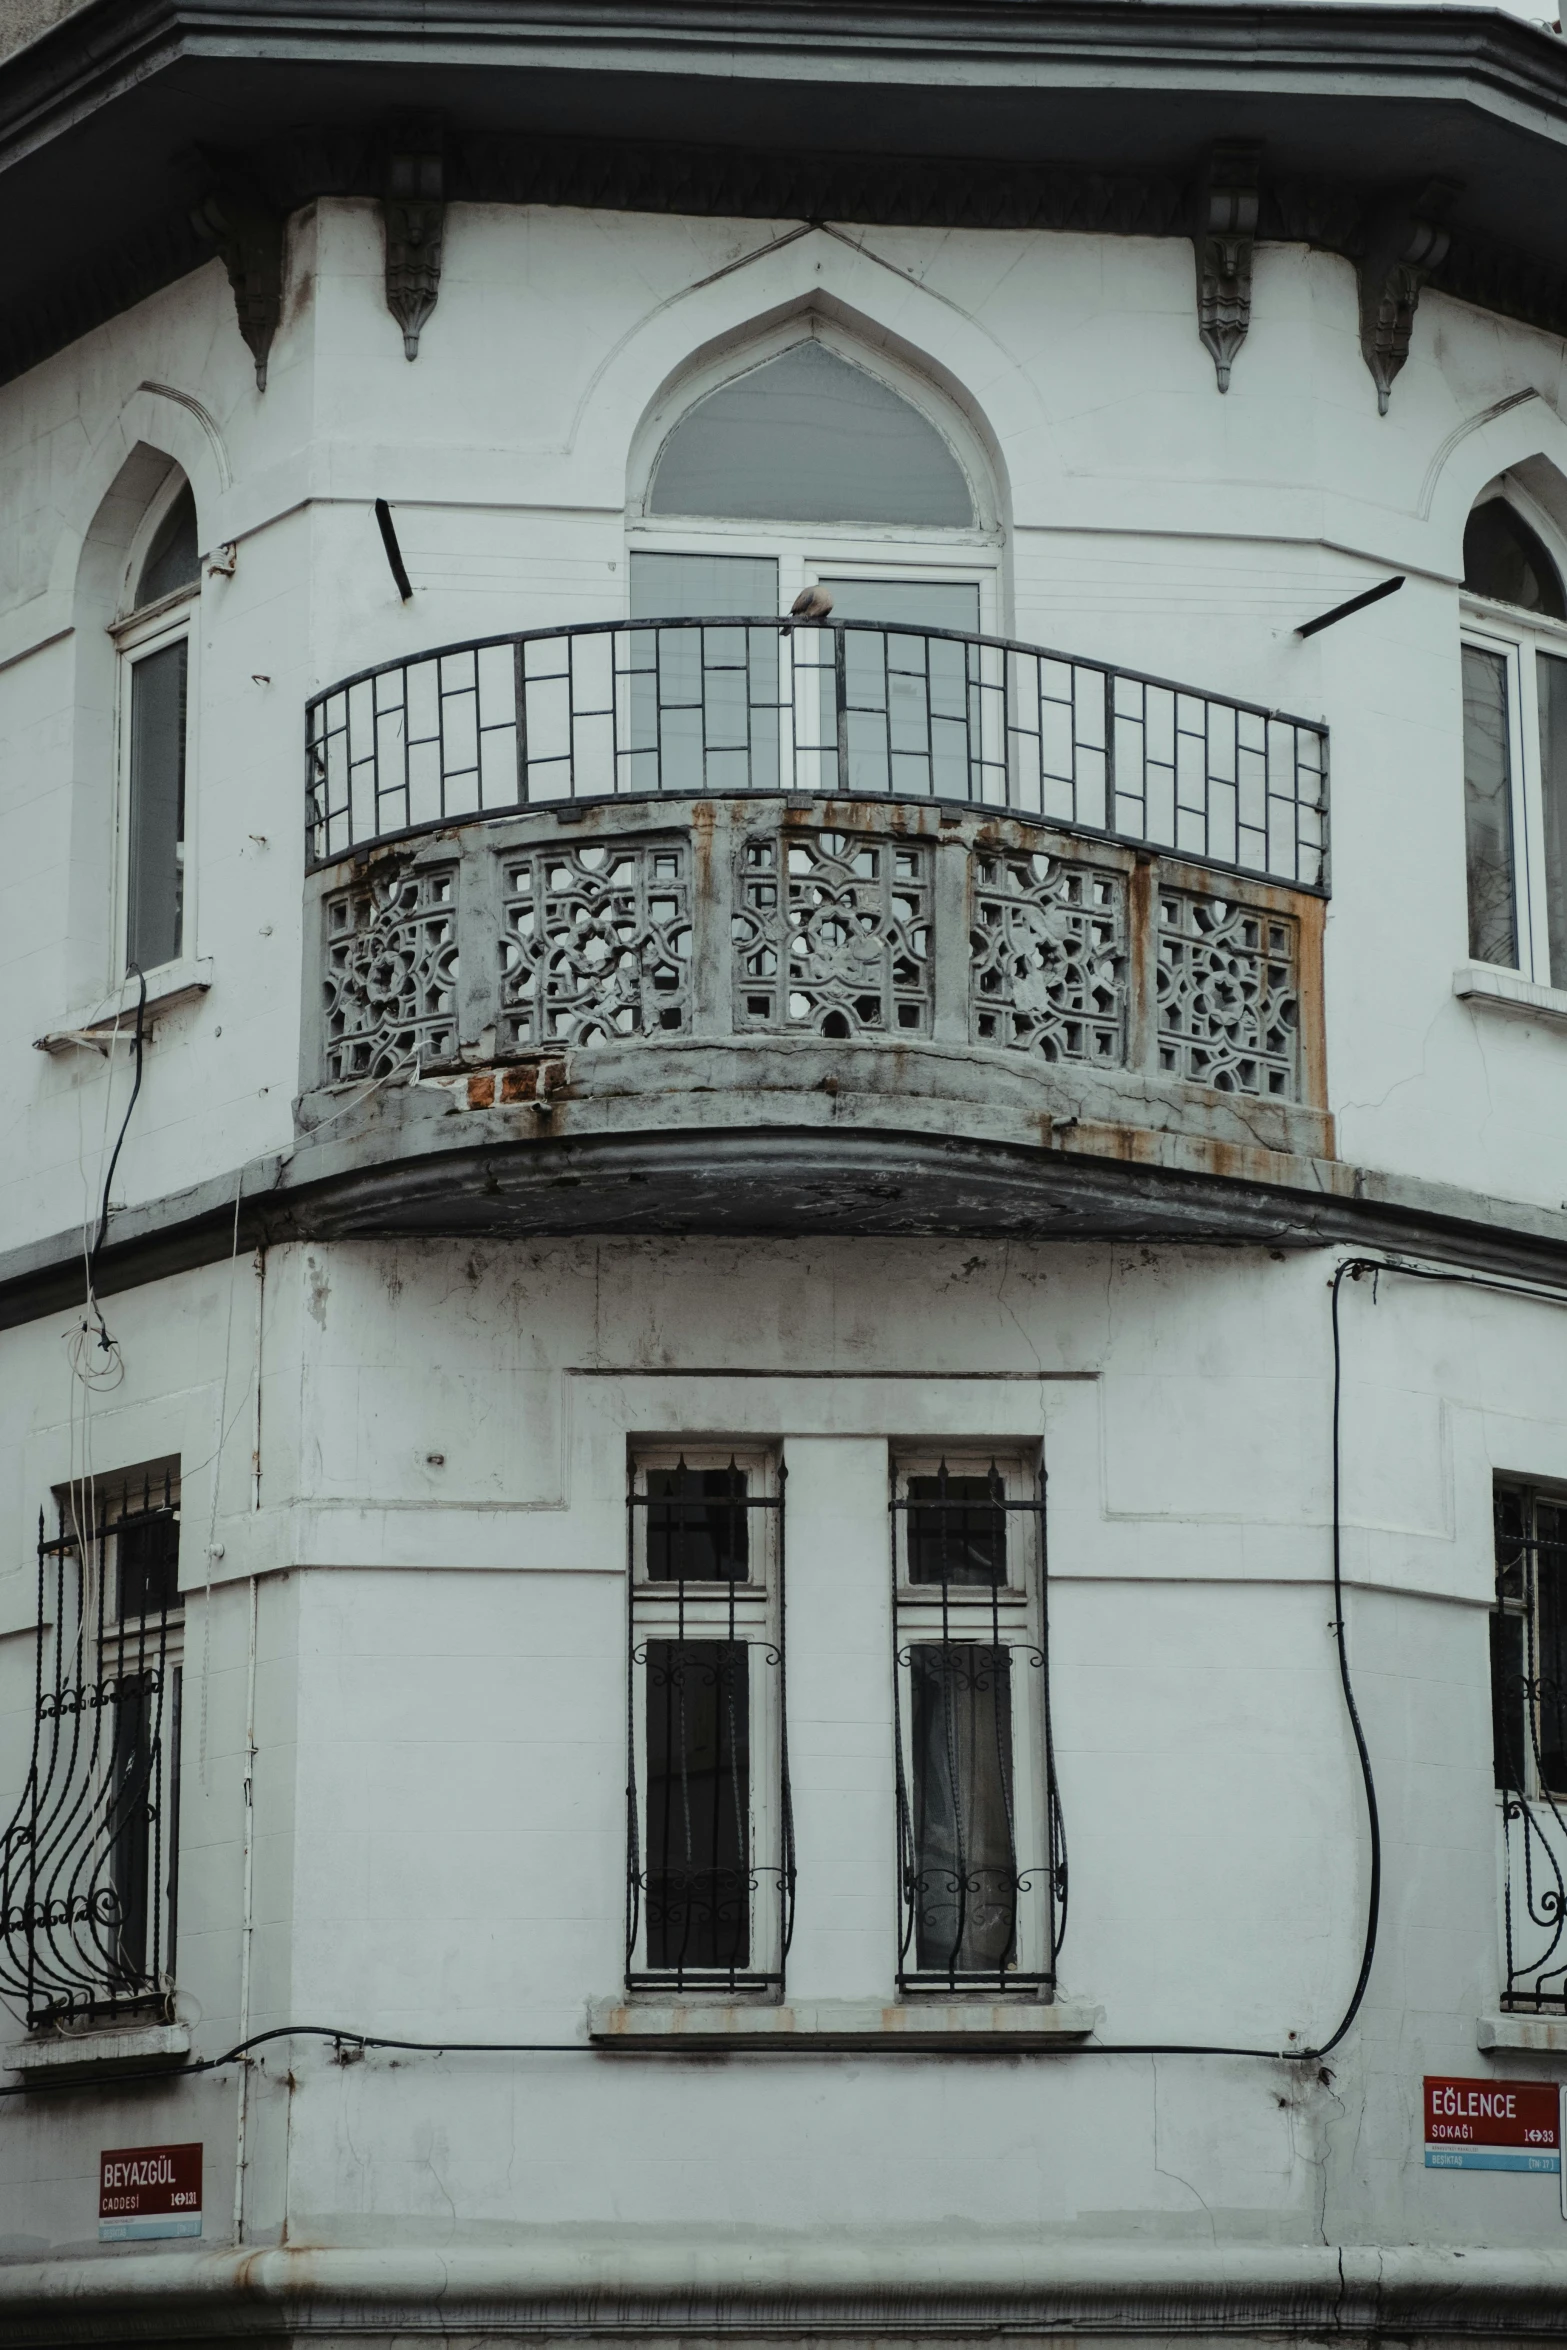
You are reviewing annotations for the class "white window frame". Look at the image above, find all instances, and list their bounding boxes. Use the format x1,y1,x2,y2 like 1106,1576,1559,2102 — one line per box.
890,1446,1052,1994
110,481,201,984
627,1444,787,1991
1460,601,1567,982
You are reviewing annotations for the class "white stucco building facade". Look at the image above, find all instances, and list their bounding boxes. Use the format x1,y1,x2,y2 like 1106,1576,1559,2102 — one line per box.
4,2,1567,2342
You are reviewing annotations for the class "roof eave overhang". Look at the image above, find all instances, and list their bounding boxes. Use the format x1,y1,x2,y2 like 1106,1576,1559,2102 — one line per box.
5,1,1567,386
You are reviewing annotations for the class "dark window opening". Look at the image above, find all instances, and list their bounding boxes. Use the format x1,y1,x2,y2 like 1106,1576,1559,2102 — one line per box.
1491,1486,1567,1798
645,1462,750,1581
645,1639,750,1973
1464,498,1567,621
117,1507,180,1620
136,485,200,608
907,1469,1008,1586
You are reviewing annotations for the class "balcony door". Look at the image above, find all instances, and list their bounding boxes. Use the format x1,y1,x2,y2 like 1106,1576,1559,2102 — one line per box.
626,332,999,801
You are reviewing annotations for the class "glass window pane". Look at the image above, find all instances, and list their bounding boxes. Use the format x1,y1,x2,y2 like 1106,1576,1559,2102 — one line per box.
126,638,188,972
1538,651,1567,986
1462,643,1518,968
1538,1505,1567,1796
649,343,974,528
1464,499,1567,621
907,1474,1007,1585
911,1644,1015,1973
645,1639,749,1971
820,579,981,633
117,1511,180,1619
630,552,779,620
108,1673,153,1987
1491,1608,1526,1791
645,1465,750,1581
136,484,200,607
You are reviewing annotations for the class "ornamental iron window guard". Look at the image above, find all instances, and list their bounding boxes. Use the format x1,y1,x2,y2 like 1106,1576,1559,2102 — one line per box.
890,1455,1065,1996
307,618,1328,891
626,1453,794,1994
0,1473,182,2028
1492,1483,1567,2011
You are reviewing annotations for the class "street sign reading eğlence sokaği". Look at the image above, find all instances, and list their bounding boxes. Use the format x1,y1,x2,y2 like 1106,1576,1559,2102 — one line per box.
1424,2078,1562,2175
99,2141,202,2240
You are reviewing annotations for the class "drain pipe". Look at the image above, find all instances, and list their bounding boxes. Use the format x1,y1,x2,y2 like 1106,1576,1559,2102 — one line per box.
232,1573,259,2244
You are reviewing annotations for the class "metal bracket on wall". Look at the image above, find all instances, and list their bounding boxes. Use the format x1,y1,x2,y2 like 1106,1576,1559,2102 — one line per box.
184,152,285,392
1356,180,1459,415
382,120,446,360
1192,142,1260,394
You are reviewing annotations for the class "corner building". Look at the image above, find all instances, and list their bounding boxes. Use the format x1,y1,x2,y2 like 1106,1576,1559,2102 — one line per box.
4,1,1567,2340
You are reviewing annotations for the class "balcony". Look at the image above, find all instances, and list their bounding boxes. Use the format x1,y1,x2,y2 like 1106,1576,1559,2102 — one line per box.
297,620,1332,1244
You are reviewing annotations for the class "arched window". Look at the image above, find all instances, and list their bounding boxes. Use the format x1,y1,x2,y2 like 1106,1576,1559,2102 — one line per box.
118,474,201,974
1460,486,1567,984
633,334,992,631
628,333,998,801
648,342,975,529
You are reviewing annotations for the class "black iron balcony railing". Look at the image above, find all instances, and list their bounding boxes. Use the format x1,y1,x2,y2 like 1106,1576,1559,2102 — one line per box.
307,618,1328,890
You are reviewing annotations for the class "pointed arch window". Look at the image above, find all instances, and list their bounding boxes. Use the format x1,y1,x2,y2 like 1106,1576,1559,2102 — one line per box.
116,479,200,975
649,342,975,529
1461,492,1567,985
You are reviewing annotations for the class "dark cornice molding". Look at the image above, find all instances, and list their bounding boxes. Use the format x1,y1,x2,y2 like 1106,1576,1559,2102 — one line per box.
8,121,1567,396
6,5,1567,391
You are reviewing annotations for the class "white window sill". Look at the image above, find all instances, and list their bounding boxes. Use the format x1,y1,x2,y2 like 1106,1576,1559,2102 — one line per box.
1477,2012,1567,2054
1453,964,1567,1027
587,1997,1102,2049
34,958,213,1054
4,2020,190,2078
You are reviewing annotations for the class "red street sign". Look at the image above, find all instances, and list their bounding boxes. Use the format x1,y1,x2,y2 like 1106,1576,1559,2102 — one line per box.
99,2141,203,2241
1424,2077,1561,2175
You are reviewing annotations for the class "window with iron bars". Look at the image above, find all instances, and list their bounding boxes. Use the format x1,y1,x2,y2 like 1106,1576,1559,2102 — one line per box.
1492,1481,1567,2011
626,1450,794,1992
891,1452,1064,1995
0,1468,182,2027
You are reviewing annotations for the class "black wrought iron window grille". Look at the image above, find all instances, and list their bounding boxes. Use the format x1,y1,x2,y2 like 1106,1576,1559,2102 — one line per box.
0,1471,182,2028
891,1453,1065,1996
1492,1482,1567,2011
626,1450,794,1993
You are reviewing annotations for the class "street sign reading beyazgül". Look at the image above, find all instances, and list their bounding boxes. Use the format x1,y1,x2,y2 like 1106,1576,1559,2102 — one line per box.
99,2141,202,2241
1425,2077,1562,2174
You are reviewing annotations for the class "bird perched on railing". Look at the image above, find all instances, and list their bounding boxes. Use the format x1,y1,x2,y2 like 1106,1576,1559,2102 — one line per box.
782,582,833,635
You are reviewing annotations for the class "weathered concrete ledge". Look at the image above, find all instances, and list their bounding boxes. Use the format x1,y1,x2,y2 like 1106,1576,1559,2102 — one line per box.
3,2237,1567,2344
5,1107,1567,1337
586,1996,1103,2047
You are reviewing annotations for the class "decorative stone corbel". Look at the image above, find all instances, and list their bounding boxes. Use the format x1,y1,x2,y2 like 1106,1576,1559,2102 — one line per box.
1192,143,1260,392
383,121,446,360
185,156,284,391
1357,180,1459,415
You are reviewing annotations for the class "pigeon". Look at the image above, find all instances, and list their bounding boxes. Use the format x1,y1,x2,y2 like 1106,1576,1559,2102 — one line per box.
783,582,834,636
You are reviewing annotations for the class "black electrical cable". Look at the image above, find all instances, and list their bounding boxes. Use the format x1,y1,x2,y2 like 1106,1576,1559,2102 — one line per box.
0,2024,588,2099
83,964,147,1342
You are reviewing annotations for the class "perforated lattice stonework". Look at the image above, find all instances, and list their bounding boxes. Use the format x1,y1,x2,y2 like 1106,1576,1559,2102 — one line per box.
1156,889,1299,1099
500,840,692,1051
970,850,1128,1065
733,831,933,1038
322,861,460,1081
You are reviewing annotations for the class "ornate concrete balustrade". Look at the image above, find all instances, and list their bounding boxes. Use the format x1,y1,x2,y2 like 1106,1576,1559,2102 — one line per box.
301,795,1332,1204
